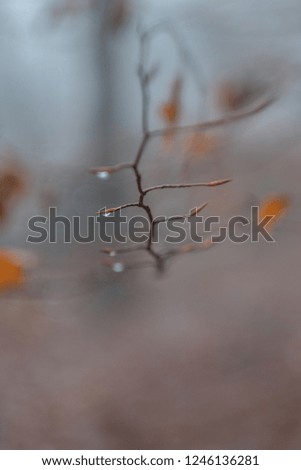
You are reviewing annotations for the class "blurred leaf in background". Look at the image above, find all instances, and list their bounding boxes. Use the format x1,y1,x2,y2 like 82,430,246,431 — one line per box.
0,250,24,292
0,163,25,224
259,195,290,230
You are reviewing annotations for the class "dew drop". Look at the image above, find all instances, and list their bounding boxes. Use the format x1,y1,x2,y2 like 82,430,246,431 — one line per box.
97,171,110,180
112,262,124,273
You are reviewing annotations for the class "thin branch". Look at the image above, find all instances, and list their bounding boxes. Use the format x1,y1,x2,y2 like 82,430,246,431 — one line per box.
143,179,231,195
91,96,274,178
149,96,275,138
141,21,208,119
133,133,149,168
93,23,274,272
97,203,139,215
154,202,208,224
90,163,133,175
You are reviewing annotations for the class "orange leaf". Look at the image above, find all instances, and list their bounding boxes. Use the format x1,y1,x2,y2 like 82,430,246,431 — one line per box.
0,251,24,292
160,103,178,124
184,132,217,157
159,77,182,125
259,195,289,229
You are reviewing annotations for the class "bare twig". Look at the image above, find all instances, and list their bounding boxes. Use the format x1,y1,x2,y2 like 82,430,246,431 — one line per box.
154,202,208,224
143,179,231,195
90,163,133,175
92,23,273,272
97,203,139,215
149,96,274,137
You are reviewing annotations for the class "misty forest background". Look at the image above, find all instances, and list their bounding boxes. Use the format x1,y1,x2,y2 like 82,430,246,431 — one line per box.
0,0,301,449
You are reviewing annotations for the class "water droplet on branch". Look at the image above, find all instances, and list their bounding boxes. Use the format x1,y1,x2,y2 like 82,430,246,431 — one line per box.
97,171,110,180
112,262,124,273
